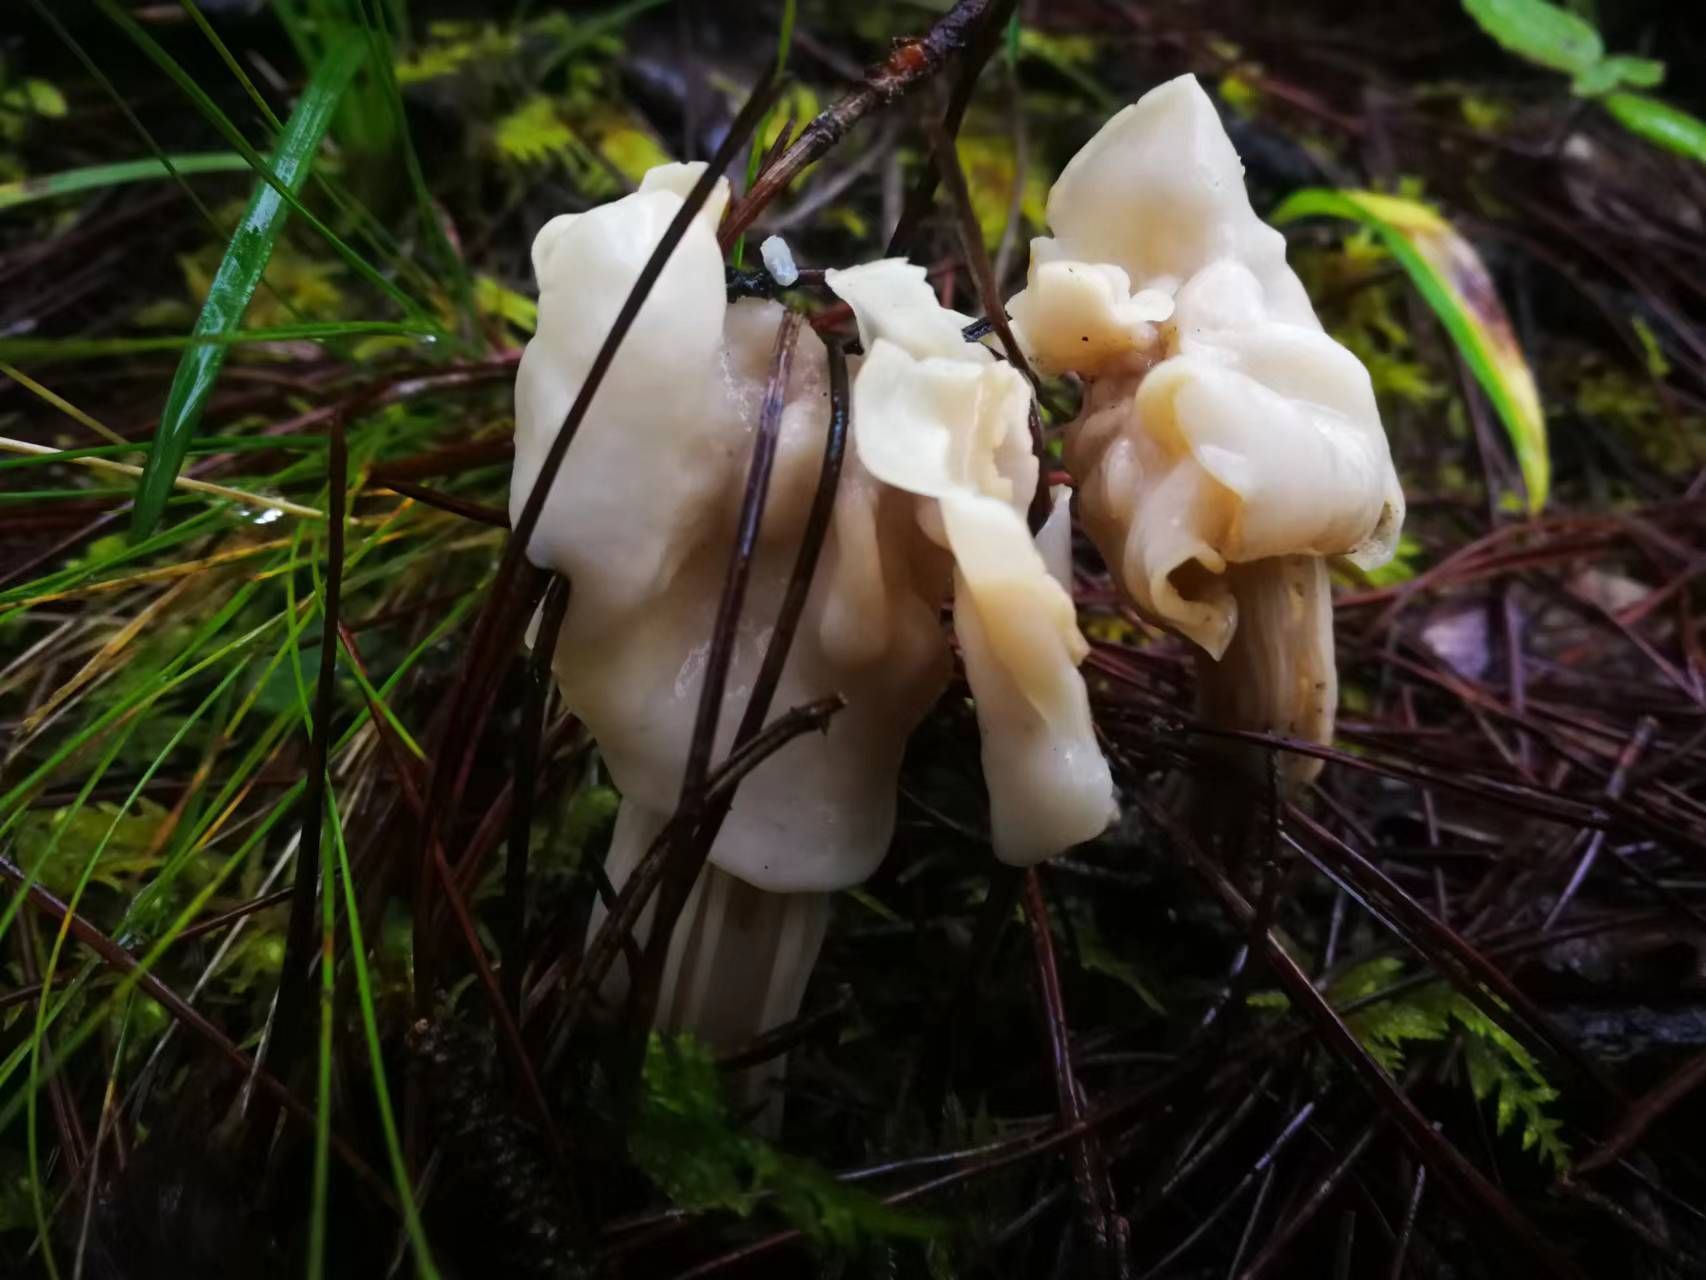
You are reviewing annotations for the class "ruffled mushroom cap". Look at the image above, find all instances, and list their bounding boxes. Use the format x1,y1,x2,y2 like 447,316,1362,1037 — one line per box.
1008,75,1405,785
958,490,1113,862
1070,259,1403,659
1011,73,1318,341
512,164,732,609
513,167,950,896
827,260,1114,863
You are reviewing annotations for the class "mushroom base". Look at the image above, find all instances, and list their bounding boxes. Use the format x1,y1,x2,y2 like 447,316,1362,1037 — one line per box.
589,801,831,1128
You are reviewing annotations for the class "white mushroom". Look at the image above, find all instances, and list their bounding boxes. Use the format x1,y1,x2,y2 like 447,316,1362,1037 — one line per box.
512,165,950,1108
1008,75,1405,786
826,260,1115,862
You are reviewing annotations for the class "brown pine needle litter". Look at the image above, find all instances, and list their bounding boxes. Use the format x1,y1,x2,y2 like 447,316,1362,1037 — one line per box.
0,3,1703,1279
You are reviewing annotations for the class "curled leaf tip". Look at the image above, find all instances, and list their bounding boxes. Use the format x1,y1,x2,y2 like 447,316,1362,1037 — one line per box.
1273,187,1549,512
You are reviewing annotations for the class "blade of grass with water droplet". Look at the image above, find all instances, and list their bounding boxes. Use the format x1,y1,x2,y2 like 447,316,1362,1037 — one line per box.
113,27,361,534
1273,188,1549,512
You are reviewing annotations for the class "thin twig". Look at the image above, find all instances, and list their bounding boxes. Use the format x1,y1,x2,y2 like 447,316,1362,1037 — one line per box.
720,0,1003,248
505,576,568,1015
1022,866,1126,1276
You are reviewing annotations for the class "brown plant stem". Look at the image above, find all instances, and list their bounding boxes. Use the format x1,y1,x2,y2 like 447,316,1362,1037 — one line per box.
1022,866,1128,1277
720,0,1004,250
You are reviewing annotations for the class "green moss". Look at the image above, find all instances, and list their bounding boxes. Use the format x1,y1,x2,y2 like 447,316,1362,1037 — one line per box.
633,1032,940,1249
1571,358,1705,475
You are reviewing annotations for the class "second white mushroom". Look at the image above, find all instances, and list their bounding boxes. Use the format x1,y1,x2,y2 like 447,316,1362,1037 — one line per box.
1007,74,1406,788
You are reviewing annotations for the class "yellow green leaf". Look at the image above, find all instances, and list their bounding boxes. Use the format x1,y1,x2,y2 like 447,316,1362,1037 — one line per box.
1274,188,1549,511
473,274,537,335
955,135,1050,249
1217,72,1262,120
21,80,68,118
597,125,672,185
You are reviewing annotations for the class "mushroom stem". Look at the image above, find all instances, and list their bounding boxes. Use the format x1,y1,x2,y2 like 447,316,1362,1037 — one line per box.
1195,555,1336,792
591,801,830,1126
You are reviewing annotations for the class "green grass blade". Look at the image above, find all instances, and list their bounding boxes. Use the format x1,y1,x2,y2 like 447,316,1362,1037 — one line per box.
0,153,249,211
352,0,476,330
775,0,798,66
0,782,301,1135
176,0,286,132
26,663,246,1266
732,0,798,270
1273,187,1550,512
0,436,324,471
176,0,448,311
29,0,228,244
326,797,440,1278
0,587,479,1134
23,723,139,1280
130,33,366,537
0,601,278,848
1604,92,1706,164
0,323,439,364
93,1,424,317
0,508,227,607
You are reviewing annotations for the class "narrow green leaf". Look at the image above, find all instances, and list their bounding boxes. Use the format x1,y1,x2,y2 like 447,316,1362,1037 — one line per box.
327,798,441,1278
176,0,286,133
131,35,365,536
1603,93,1706,164
176,0,458,315
0,436,322,472
1274,188,1550,511
1461,0,1603,76
774,0,798,68
1570,53,1665,97
352,1,477,328
731,0,797,271
0,153,249,212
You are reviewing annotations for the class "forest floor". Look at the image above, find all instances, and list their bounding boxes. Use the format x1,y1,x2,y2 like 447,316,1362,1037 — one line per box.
1,2,1704,1277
